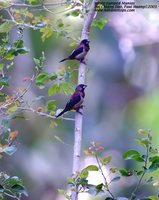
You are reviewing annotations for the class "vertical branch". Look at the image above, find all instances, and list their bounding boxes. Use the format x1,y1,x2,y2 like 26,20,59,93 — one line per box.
72,0,98,200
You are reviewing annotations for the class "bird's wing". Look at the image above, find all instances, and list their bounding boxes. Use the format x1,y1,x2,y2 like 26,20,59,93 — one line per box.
65,92,81,110
69,46,84,59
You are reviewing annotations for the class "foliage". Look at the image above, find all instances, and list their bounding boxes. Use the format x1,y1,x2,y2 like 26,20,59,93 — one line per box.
59,129,159,200
0,173,28,200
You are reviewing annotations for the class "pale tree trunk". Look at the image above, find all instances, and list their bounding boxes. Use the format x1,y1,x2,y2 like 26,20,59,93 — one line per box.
72,1,99,200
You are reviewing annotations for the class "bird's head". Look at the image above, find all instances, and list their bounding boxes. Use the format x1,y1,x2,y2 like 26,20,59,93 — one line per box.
75,84,87,92
80,39,90,46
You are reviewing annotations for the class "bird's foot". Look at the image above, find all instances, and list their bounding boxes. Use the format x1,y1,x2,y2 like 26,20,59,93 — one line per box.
77,110,83,115
80,59,87,65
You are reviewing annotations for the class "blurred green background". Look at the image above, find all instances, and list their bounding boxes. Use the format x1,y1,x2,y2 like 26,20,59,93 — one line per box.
1,3,159,200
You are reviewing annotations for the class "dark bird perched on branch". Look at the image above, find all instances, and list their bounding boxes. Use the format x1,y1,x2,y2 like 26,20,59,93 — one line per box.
59,39,90,64
55,84,87,118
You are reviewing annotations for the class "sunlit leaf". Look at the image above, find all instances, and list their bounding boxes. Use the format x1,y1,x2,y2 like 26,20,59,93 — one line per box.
35,73,49,86
48,84,57,96
8,105,18,113
46,100,57,111
92,18,109,30
135,138,150,147
101,156,111,165
138,129,147,136
0,22,13,33
40,26,53,42
123,150,144,162
61,82,74,95
146,196,159,200
80,165,98,178
58,189,70,200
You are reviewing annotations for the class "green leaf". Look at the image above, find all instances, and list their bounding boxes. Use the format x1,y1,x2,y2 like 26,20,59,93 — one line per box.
136,170,143,176
0,2,9,7
35,73,49,86
0,76,10,86
123,150,144,162
84,165,99,171
138,129,147,136
67,177,74,185
58,189,70,200
8,176,22,186
33,58,40,66
95,183,103,194
11,184,28,196
110,168,117,173
46,100,57,111
27,0,38,5
12,115,25,120
119,168,133,177
149,147,158,154
2,119,9,131
146,196,159,200
101,156,111,165
0,22,13,33
148,156,159,172
6,62,14,69
135,137,150,147
15,47,29,55
56,19,64,28
48,84,57,96
7,106,18,113
80,165,98,179
61,82,74,95
3,145,17,155
0,93,7,98
0,63,4,71
70,10,79,17
92,18,109,30
40,26,53,42
50,73,57,81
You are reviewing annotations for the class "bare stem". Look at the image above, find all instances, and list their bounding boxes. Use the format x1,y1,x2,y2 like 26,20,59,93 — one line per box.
95,155,115,199
17,106,75,121
71,1,98,200
131,139,149,199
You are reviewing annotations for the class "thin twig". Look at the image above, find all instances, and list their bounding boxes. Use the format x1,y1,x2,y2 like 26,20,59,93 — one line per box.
9,1,68,8
95,155,115,199
18,106,75,121
131,141,149,198
4,191,20,200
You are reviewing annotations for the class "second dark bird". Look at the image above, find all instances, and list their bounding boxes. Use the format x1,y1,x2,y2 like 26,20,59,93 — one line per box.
55,84,87,118
59,39,90,63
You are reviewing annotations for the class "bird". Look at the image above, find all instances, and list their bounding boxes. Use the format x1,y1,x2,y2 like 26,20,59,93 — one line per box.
59,39,90,64
55,84,87,118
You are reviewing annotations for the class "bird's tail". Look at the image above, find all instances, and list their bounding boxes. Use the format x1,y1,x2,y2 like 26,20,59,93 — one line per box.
55,109,66,118
59,58,68,63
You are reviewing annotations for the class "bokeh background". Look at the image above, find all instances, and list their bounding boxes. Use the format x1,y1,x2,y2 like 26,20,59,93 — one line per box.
1,1,159,199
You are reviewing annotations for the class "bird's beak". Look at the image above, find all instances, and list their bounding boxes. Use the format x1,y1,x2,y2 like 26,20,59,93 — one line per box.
84,85,87,88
